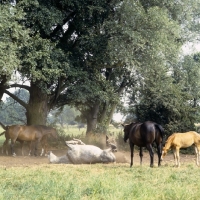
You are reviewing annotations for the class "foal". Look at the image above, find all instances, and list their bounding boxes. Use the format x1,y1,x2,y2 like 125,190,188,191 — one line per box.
161,131,200,167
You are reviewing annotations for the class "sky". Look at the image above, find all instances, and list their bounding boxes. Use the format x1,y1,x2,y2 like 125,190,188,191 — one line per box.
113,112,124,122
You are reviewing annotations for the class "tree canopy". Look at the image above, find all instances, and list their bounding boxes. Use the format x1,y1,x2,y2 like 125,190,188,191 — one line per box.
1,0,200,136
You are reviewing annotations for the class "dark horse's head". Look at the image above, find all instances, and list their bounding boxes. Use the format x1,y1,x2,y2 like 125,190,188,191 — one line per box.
122,123,132,142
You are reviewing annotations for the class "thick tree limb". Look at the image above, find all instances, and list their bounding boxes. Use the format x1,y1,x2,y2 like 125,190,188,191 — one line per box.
9,84,30,91
4,90,28,109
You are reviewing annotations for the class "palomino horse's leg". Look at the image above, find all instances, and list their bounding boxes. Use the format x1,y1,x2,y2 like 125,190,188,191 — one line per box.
176,148,181,167
173,148,180,167
194,146,200,166
129,143,134,167
173,149,177,167
139,147,143,165
146,144,154,167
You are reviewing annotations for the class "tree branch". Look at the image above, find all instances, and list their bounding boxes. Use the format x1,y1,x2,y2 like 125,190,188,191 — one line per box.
4,90,28,109
9,84,30,91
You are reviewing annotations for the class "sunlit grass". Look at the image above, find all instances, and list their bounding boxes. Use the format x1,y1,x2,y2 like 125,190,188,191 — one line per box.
0,127,4,146
59,125,122,137
0,163,199,200
0,125,199,199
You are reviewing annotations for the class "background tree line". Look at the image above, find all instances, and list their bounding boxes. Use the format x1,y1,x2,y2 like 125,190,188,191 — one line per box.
1,0,200,137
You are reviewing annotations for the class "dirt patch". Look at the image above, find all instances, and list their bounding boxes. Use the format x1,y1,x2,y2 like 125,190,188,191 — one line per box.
0,145,197,168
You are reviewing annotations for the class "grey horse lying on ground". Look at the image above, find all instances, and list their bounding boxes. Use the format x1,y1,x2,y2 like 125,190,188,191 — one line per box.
48,144,116,164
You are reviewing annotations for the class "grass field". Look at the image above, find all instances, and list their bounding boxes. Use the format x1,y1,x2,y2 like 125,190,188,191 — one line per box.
0,125,199,199
0,163,199,200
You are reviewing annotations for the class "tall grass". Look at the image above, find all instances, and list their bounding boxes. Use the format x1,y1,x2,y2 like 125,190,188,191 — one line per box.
0,163,199,200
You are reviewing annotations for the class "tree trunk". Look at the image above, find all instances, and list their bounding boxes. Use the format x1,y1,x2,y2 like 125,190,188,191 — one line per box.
86,102,100,134
99,102,108,124
106,103,118,127
26,82,50,125
0,75,8,101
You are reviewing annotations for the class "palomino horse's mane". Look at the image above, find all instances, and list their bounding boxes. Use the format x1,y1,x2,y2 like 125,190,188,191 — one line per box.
164,134,176,150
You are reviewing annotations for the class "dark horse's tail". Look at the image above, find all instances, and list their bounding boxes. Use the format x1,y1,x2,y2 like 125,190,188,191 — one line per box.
154,123,164,144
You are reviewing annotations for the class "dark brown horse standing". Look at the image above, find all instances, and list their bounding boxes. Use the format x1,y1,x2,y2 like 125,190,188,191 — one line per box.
123,121,164,167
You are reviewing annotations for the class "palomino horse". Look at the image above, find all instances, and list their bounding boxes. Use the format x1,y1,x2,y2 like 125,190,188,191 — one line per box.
123,121,164,167
0,125,58,156
161,131,200,167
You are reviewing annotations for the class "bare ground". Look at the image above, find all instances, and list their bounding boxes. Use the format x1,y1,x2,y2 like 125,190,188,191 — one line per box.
0,145,197,168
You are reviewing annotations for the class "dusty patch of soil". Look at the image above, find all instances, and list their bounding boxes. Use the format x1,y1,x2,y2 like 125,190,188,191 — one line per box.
0,145,197,168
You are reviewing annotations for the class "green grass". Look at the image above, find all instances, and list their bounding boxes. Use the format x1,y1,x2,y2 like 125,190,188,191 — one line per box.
0,127,4,146
0,126,199,199
58,125,122,137
0,163,199,200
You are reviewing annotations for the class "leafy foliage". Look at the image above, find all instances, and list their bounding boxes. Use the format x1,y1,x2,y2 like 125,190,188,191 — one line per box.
0,0,200,135
0,4,29,76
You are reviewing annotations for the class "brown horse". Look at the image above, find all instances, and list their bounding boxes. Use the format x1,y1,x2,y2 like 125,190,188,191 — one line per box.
1,125,58,156
123,121,164,167
161,131,200,167
1,129,32,156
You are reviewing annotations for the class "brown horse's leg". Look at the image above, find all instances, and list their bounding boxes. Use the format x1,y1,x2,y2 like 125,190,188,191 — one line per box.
10,140,16,156
20,141,25,156
43,140,48,156
2,139,9,155
40,136,47,156
139,147,143,165
34,139,41,156
146,144,154,167
28,141,34,156
129,143,134,167
40,139,44,156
